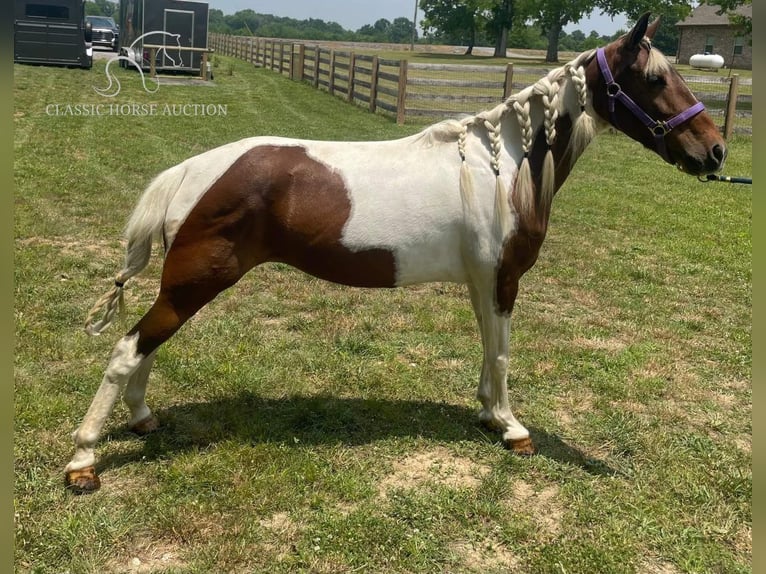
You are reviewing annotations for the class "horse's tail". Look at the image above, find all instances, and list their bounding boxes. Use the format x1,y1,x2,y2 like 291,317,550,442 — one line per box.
85,164,186,335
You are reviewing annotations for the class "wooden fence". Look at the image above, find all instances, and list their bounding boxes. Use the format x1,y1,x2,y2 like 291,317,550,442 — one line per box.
208,34,751,135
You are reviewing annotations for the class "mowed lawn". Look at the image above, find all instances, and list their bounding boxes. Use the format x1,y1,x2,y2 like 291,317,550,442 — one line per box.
14,55,751,573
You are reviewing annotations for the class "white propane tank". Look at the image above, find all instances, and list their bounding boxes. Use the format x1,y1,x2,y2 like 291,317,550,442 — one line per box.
690,53,725,70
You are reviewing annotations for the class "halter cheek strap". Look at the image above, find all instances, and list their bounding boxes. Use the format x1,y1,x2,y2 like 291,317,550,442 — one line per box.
596,47,705,162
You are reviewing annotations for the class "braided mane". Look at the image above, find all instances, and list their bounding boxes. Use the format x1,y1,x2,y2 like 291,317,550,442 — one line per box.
415,49,599,231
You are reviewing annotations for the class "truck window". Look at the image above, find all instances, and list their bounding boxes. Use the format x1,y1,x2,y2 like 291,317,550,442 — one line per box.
25,4,70,19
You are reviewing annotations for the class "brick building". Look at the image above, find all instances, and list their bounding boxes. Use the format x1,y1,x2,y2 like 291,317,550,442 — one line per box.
676,3,752,70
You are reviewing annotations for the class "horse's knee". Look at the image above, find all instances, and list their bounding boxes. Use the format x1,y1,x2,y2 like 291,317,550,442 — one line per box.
492,355,508,376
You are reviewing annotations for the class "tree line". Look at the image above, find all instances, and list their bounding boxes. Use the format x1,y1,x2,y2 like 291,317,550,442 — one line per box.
85,0,751,62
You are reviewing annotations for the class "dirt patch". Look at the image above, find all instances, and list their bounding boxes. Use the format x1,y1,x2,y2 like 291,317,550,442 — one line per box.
259,511,295,532
105,540,186,573
571,335,629,353
508,481,564,538
17,236,121,256
552,389,596,429
258,511,303,562
378,446,490,497
636,556,682,574
449,539,520,572
734,523,752,556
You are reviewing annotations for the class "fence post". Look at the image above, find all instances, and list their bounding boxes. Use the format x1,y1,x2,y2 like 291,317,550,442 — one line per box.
396,59,408,125
270,40,276,71
369,55,379,113
295,43,305,81
289,42,295,77
314,46,321,89
503,63,514,99
723,74,739,140
347,52,356,102
328,50,336,95
279,41,286,74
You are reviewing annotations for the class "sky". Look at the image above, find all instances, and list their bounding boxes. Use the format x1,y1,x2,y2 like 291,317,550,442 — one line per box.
206,1,631,36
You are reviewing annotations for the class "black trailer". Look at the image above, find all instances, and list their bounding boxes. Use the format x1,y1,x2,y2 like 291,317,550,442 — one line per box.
14,0,93,68
119,0,209,73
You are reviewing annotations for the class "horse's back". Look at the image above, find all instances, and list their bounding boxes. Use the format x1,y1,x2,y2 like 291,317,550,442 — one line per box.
159,135,469,287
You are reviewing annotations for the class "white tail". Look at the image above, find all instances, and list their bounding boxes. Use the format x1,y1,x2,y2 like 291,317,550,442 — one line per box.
84,165,186,335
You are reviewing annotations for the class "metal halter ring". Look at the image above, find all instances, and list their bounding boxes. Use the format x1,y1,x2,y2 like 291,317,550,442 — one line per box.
651,122,669,137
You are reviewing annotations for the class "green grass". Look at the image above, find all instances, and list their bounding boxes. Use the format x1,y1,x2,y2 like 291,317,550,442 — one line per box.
14,56,751,573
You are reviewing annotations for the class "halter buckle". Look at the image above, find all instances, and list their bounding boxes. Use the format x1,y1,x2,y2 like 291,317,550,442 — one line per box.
651,122,669,137
606,82,621,97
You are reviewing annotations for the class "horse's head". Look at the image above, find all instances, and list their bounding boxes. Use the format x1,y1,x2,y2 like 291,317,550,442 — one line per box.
586,13,726,175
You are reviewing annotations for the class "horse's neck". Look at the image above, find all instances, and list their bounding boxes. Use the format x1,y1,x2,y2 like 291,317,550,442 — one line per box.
488,67,597,228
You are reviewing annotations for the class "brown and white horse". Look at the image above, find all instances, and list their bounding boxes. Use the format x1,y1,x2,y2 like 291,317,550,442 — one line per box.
65,14,725,492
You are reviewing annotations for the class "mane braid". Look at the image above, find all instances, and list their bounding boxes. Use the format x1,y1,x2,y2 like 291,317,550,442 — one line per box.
425,51,600,234
504,53,596,222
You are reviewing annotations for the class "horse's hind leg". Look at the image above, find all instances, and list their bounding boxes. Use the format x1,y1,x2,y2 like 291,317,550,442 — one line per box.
65,239,251,493
123,350,159,435
64,333,146,493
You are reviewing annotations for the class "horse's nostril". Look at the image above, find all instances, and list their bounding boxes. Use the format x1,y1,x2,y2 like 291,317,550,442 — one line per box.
712,144,726,163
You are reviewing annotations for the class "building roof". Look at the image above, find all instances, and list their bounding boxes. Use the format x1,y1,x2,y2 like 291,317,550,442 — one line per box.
677,3,752,27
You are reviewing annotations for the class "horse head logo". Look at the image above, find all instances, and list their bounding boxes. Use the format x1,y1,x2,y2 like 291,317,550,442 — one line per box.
94,31,185,98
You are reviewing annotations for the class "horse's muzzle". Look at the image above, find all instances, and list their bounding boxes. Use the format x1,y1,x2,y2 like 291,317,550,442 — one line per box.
708,143,727,172
679,142,727,175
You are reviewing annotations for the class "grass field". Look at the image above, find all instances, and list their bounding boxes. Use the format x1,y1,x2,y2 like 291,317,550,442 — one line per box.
14,55,751,573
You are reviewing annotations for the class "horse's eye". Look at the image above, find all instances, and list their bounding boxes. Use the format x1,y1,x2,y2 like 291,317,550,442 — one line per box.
647,74,666,87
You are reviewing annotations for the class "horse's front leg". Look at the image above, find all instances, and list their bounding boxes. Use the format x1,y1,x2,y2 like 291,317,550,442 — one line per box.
470,285,534,455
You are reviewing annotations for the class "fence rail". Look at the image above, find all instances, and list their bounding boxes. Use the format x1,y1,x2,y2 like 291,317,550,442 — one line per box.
208,34,751,135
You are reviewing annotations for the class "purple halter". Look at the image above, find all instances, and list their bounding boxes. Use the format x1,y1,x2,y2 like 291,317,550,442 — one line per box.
596,47,705,162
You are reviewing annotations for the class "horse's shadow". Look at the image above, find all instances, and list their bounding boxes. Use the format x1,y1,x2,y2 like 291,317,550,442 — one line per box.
99,393,619,477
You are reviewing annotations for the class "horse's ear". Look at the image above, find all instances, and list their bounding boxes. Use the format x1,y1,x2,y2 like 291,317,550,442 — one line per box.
627,12,651,49
646,16,661,40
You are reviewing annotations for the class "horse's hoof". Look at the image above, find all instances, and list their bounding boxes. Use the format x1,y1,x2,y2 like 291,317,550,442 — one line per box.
65,466,101,494
505,436,535,456
129,414,160,436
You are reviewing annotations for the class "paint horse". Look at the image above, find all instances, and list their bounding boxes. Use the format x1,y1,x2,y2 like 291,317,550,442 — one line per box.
65,14,726,492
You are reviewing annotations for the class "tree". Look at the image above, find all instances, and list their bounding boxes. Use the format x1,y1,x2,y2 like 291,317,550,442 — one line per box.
703,0,751,37
508,20,548,50
419,0,487,54
85,0,117,18
208,9,228,34
599,0,692,55
521,0,599,62
488,0,515,57
389,17,418,43
561,29,587,51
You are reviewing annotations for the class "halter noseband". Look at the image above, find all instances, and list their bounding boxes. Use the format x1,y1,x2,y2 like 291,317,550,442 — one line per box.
596,47,705,162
